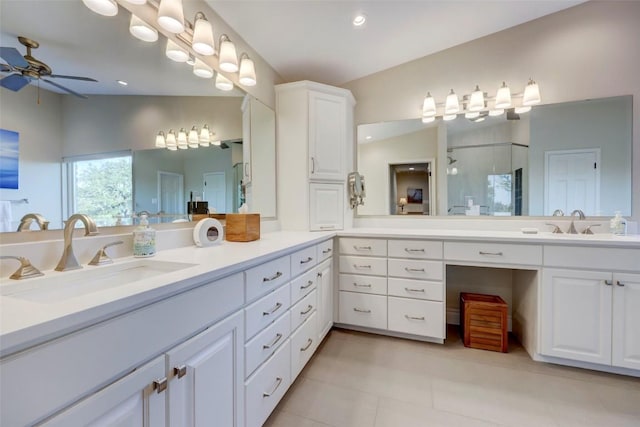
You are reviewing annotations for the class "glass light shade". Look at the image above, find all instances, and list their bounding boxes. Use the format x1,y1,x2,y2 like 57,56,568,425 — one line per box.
192,16,215,56
465,111,480,119
239,55,256,86
177,128,188,149
193,58,213,79
129,15,158,42
421,116,435,124
123,0,146,4
489,109,504,116
215,73,234,91
494,82,511,109
212,139,221,146
188,126,199,148
468,85,484,112
422,92,436,117
157,0,185,34
186,55,196,66
166,39,188,62
199,125,211,143
445,89,459,114
443,114,457,121
82,0,118,16
167,145,178,151
515,106,532,114
155,131,166,148
219,37,238,72
165,130,177,148
474,117,485,123
522,79,541,106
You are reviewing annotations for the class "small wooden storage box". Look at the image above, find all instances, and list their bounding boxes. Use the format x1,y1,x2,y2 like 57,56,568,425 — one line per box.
460,292,508,353
225,213,260,242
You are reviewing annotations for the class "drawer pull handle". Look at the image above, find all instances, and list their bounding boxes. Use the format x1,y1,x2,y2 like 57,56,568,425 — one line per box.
263,302,283,316
300,304,314,315
353,245,372,251
354,264,372,269
604,280,613,286
616,281,625,287
301,280,314,290
263,271,283,282
404,287,425,292
263,333,283,350
353,307,371,313
300,257,313,264
405,248,425,253
317,272,323,278
301,338,314,352
173,365,187,379
153,377,168,394
354,283,372,288
319,225,335,230
322,248,332,254
405,315,425,321
405,267,425,272
263,377,283,398
479,251,503,256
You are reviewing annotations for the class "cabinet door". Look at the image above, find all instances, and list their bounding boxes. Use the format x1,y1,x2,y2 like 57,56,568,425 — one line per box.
317,259,333,341
308,91,346,181
309,182,344,231
166,311,244,427
41,356,166,427
541,269,612,365
612,273,640,369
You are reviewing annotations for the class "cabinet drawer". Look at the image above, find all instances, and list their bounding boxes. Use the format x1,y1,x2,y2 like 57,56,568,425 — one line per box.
339,238,387,256
245,311,291,378
444,242,542,266
291,312,318,381
339,292,387,330
245,339,291,427
388,278,443,301
388,297,445,338
290,289,317,332
245,256,291,302
291,246,317,278
388,240,443,259
388,259,443,281
290,267,318,304
544,245,640,272
316,239,334,263
339,273,387,295
245,284,291,340
339,255,387,276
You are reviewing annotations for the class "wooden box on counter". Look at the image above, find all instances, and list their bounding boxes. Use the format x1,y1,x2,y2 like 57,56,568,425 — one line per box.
460,292,508,353
225,213,260,242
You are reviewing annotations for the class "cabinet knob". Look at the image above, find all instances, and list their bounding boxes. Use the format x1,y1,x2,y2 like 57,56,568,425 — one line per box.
153,377,168,393
173,365,187,379
616,281,625,287
604,280,613,286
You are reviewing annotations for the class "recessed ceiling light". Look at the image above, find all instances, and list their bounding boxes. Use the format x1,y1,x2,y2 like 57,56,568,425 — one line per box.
365,135,372,140
117,80,128,86
409,167,415,171
353,14,366,27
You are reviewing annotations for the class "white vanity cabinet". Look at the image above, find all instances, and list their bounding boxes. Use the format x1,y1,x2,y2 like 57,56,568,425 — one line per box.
307,90,348,181
317,258,334,340
309,182,344,231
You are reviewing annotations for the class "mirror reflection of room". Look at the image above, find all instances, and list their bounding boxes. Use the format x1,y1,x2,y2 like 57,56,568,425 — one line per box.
390,163,434,215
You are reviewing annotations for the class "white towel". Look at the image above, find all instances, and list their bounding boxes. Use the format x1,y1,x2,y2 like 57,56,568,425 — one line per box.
0,201,12,232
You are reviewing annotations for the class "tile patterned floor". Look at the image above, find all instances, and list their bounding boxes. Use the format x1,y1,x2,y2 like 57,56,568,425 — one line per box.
264,327,640,427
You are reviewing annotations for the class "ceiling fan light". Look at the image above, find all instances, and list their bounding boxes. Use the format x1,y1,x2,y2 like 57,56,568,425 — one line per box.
445,89,459,114
422,92,436,117
157,0,185,34
239,54,256,86
165,129,177,148
155,131,166,148
215,73,234,91
82,0,118,17
494,81,511,109
522,78,541,106
192,14,215,56
219,35,238,72
129,14,158,42
469,85,484,112
193,58,213,78
166,39,188,62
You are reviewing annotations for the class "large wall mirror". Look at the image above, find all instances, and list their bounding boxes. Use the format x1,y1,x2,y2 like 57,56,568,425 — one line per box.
0,1,276,233
357,95,632,218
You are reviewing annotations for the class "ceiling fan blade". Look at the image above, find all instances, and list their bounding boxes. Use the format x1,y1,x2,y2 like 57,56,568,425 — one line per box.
1,73,30,91
42,78,88,99
50,74,98,82
0,47,29,68
1,63,12,72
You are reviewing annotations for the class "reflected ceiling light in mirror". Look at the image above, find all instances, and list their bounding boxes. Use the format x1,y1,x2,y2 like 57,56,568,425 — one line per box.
193,58,213,78
522,78,541,106
166,39,188,62
165,129,177,150
494,82,511,108
422,92,436,118
468,85,485,111
199,124,211,145
219,35,239,72
489,108,504,116
239,53,257,86
188,126,200,148
515,106,532,114
129,14,158,42
215,72,234,91
177,128,188,149
157,0,185,34
445,89,460,114
192,12,215,56
155,131,166,148
116,80,128,86
82,0,118,16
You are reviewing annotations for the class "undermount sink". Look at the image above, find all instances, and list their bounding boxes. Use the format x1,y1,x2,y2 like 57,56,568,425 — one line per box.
0,259,197,304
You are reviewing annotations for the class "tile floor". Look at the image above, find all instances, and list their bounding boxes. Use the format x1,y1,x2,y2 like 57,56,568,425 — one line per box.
264,327,640,427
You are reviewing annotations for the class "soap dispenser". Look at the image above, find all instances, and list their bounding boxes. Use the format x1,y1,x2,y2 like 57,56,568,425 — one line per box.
133,213,156,257
610,211,626,235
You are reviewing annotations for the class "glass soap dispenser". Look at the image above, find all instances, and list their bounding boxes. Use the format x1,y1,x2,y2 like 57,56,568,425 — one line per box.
133,213,156,257
610,211,626,235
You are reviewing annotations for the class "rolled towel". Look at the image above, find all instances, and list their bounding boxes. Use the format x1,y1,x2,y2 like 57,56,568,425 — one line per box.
0,201,12,232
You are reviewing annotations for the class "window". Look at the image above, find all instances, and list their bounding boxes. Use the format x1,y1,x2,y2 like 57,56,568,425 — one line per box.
487,173,512,216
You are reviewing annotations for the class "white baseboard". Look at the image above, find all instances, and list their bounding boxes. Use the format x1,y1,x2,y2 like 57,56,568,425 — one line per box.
446,308,513,332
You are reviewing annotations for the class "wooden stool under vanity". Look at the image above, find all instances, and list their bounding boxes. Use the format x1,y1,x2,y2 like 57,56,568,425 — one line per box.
460,292,508,353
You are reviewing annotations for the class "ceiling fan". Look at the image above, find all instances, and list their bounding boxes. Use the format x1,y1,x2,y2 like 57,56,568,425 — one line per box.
0,36,97,99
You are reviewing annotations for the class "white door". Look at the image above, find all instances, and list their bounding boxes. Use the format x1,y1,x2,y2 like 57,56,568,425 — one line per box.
544,149,600,215
166,311,244,427
42,356,166,427
203,172,226,213
317,258,333,341
309,182,344,231
541,268,612,365
612,273,640,369
308,91,346,181
158,171,184,215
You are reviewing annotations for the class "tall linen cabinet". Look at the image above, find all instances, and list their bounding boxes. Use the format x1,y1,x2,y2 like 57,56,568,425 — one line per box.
276,81,355,231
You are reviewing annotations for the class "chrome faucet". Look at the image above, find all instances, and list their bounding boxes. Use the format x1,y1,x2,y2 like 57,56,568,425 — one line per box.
567,209,586,234
0,256,44,279
16,213,50,231
55,214,99,271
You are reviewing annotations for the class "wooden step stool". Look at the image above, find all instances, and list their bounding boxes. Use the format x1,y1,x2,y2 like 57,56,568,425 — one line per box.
460,292,508,353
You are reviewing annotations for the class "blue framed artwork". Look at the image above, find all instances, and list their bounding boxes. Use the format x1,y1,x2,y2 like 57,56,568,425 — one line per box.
0,129,19,189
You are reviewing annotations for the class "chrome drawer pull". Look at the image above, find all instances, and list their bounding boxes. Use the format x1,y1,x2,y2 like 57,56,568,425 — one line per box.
479,251,503,256
301,338,313,352
322,248,332,254
263,377,283,398
301,280,314,290
405,315,425,321
300,257,313,264
263,271,283,282
616,281,625,287
354,264,372,269
353,283,372,288
153,377,168,393
404,287,425,292
353,245,372,250
604,280,613,286
353,307,371,313
263,302,283,316
405,248,425,253
263,333,283,350
173,365,187,379
300,305,313,315
405,267,425,272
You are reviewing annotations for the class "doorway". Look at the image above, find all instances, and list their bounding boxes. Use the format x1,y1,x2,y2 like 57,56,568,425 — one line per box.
157,171,184,218
204,172,226,213
544,148,600,215
389,161,435,215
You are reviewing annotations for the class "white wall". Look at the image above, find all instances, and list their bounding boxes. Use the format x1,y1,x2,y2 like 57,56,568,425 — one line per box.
343,1,640,220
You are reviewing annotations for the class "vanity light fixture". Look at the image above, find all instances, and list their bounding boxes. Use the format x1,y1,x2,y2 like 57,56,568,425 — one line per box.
443,114,457,121
199,124,211,145
188,126,200,148
218,35,239,72
215,73,234,91
515,105,532,114
211,139,222,146
177,128,188,149
165,39,189,62
422,92,437,118
129,14,158,42
468,85,485,112
157,0,185,34
421,116,436,124
82,0,118,16
445,89,460,114
494,81,511,108
186,55,196,66
489,108,504,116
155,131,166,148
465,111,480,119
239,53,257,86
165,129,177,150
522,78,541,106
193,58,214,78
192,12,215,56
157,125,217,150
